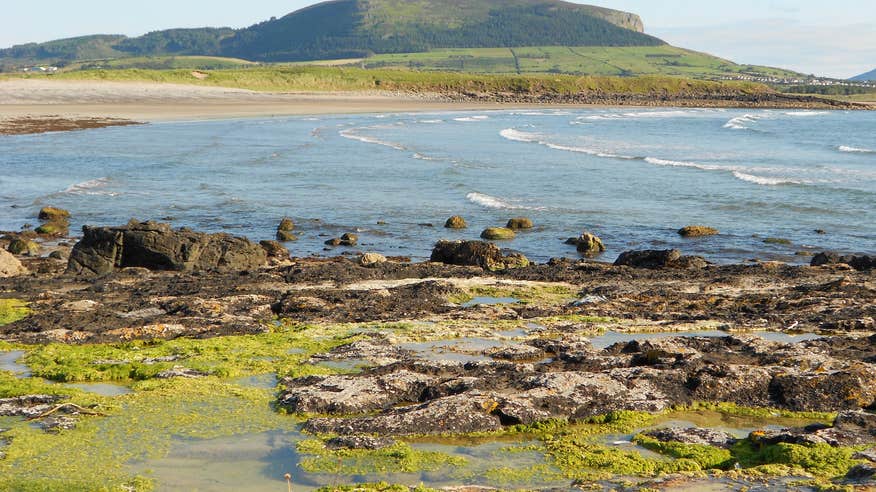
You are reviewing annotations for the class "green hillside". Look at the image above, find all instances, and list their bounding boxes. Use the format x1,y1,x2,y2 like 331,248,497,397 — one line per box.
355,45,801,78
850,68,876,81
221,0,662,61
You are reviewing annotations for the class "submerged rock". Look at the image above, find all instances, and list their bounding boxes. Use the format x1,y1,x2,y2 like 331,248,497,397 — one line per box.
678,225,719,237
431,240,528,271
66,220,267,275
566,232,605,257
444,215,468,229
325,435,397,450
506,217,533,230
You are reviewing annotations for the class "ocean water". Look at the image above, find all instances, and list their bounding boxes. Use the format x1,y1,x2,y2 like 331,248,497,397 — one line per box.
1,107,873,263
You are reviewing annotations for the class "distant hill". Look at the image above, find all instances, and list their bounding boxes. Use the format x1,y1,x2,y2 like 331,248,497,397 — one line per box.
850,68,876,81
222,0,662,61
1,0,660,66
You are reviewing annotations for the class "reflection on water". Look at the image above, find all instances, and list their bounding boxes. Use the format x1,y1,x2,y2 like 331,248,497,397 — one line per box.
65,382,133,397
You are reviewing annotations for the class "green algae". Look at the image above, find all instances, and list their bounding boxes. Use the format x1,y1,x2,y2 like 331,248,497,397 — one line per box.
0,378,291,491
730,440,864,478
448,284,575,307
297,439,466,474
682,402,836,423
315,483,440,492
0,299,30,326
634,434,733,469
22,323,354,382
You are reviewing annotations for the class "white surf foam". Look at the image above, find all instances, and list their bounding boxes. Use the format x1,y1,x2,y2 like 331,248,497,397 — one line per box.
412,153,441,161
466,192,546,211
62,177,119,196
723,114,761,130
339,128,406,150
453,115,490,122
417,119,444,124
838,145,875,154
499,128,634,159
784,111,828,117
732,172,804,186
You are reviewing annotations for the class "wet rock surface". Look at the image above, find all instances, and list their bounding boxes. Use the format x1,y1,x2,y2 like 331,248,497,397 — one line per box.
66,220,267,276
280,334,876,436
642,427,737,448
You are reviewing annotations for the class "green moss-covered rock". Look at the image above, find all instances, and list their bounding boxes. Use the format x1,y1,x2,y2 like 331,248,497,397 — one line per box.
481,227,516,240
7,238,39,256
506,217,534,230
35,221,69,236
678,225,719,237
0,299,31,325
38,206,70,222
444,215,467,229
568,231,605,257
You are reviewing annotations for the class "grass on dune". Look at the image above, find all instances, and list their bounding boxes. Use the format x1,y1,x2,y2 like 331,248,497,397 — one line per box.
8,65,771,96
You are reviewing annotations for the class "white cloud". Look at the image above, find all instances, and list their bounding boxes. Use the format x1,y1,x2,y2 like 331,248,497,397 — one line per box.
653,19,876,79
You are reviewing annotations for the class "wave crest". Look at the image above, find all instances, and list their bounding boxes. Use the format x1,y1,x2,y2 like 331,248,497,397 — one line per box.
466,192,546,211
838,145,875,154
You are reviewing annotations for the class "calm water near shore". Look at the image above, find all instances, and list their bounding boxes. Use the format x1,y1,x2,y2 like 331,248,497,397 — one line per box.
1,107,873,263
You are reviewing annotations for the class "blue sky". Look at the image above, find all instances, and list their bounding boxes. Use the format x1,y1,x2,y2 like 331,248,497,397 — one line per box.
2,0,873,78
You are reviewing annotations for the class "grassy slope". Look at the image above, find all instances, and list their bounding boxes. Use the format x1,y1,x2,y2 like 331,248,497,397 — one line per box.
26,66,770,95
66,55,256,71
358,45,802,78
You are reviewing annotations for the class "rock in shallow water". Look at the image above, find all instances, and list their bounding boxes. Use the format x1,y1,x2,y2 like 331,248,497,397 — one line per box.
66,220,267,275
430,240,528,271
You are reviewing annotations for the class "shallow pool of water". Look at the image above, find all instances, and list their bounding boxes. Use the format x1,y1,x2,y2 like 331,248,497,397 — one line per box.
0,351,30,377
65,382,133,397
461,296,520,308
589,330,822,350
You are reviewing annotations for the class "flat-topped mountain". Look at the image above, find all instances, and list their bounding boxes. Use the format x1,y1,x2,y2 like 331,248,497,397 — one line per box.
0,0,660,64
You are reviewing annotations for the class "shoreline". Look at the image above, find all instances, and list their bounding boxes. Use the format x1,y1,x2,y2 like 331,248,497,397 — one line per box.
1,78,870,135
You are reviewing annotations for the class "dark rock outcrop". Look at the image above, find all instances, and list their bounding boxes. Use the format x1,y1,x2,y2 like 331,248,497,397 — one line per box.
66,220,266,276
614,249,707,269
811,252,874,271
431,240,528,271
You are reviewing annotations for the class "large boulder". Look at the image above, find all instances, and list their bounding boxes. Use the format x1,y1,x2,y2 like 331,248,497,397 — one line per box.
38,207,70,222
811,252,874,271
431,240,528,271
66,220,267,276
614,249,708,269
0,249,27,277
770,365,876,412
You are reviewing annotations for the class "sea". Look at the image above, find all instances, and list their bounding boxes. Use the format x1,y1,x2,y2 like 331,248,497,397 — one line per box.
1,107,874,264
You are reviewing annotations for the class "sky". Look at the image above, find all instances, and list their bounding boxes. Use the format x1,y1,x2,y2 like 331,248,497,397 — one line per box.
2,1,873,78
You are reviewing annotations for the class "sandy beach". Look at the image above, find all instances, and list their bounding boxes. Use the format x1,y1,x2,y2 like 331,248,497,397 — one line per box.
0,78,526,126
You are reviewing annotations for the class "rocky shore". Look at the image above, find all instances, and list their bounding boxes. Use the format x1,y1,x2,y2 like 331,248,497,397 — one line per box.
1,216,875,490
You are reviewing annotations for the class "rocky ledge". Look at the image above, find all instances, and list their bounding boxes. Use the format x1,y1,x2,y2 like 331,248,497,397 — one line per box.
281,333,876,436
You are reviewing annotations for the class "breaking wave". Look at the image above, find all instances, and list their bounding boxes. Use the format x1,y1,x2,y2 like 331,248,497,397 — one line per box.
466,192,546,211
453,115,490,122
61,177,119,196
838,145,875,154
339,128,406,150
499,129,634,159
732,172,805,186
